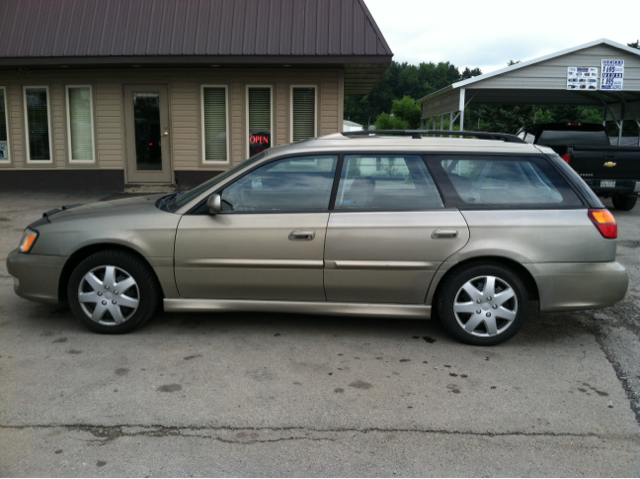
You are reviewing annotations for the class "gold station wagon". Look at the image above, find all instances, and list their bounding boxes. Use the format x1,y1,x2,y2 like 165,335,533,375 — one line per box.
7,130,629,345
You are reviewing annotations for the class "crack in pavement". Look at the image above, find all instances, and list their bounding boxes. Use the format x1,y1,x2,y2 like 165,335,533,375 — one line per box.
2,424,634,445
576,312,640,427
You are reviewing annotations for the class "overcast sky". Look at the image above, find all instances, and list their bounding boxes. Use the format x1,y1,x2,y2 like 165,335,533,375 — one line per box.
364,0,639,75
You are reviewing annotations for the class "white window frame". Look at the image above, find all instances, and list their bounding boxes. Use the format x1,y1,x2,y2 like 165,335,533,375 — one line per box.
0,87,10,163
290,85,317,142
23,86,53,163
65,85,96,163
200,84,230,165
246,85,273,157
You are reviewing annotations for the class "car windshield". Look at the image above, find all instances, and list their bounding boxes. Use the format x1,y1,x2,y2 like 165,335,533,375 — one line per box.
164,151,268,212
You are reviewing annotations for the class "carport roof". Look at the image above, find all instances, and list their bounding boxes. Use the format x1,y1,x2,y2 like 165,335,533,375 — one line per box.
417,39,640,121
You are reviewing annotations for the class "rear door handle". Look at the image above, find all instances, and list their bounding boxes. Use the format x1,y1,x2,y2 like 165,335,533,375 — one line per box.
432,229,458,239
289,229,316,241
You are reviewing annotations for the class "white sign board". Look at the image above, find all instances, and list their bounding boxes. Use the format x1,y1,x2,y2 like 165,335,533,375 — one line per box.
0,141,8,159
601,59,624,90
567,67,598,91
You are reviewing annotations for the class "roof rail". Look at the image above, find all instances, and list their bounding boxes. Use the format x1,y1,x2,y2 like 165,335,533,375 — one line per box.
341,130,526,143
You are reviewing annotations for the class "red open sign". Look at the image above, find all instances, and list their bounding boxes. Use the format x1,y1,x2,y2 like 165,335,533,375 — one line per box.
249,132,270,156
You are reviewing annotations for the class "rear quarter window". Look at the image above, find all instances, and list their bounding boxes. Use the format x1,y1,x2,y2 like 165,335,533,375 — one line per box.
428,155,584,209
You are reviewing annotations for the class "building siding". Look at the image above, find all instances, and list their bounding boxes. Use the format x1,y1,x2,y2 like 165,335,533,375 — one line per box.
0,67,341,179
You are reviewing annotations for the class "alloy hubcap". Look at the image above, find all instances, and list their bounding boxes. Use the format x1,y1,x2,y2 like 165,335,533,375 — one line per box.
78,265,139,325
452,275,518,337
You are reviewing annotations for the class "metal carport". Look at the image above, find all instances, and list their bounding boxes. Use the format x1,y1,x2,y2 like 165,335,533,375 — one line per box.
416,39,640,145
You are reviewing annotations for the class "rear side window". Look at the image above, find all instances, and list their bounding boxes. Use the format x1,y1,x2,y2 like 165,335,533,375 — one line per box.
434,156,583,208
335,155,444,211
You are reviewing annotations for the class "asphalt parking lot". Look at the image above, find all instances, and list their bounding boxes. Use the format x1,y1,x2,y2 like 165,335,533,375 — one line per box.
1,190,639,477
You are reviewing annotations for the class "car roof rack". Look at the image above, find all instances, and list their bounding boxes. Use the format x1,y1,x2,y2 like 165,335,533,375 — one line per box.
342,130,526,144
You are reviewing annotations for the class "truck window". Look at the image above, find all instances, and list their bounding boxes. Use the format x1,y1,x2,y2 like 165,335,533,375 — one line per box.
538,130,609,147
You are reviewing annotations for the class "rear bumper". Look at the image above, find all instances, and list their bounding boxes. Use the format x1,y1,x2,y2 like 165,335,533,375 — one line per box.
6,248,65,305
527,261,628,312
584,179,640,197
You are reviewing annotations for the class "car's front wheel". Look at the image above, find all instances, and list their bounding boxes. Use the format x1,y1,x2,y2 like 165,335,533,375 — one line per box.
68,250,160,334
437,262,529,346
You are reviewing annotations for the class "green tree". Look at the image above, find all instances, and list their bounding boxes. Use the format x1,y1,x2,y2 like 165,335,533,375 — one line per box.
375,112,409,130
391,96,421,128
534,109,553,123
628,40,639,49
344,60,482,127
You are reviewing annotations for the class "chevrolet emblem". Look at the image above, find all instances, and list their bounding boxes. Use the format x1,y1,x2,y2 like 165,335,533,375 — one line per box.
604,161,617,167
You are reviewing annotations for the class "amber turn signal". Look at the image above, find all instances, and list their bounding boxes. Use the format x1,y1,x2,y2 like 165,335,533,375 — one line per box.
588,209,617,239
19,228,39,253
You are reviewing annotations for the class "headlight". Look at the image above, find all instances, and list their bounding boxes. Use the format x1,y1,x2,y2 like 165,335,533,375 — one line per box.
19,228,39,253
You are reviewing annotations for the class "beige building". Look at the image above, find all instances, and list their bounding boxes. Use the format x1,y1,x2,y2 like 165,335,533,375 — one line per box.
0,0,392,189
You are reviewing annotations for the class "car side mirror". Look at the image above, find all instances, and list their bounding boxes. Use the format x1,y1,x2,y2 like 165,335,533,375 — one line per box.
207,194,222,215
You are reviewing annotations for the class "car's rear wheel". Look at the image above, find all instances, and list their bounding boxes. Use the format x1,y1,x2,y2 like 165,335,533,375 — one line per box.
68,250,160,334
437,262,529,346
612,195,637,211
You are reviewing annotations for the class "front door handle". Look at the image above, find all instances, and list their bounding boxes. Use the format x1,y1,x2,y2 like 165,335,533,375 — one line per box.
432,229,458,239
289,229,316,241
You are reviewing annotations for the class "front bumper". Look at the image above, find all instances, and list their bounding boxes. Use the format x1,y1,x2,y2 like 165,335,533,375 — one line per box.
6,248,66,305
527,261,628,312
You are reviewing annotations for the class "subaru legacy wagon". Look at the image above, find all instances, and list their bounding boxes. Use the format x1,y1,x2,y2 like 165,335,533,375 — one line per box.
7,130,628,345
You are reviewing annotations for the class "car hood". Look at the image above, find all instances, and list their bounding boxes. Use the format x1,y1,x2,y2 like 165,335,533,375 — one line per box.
39,194,169,224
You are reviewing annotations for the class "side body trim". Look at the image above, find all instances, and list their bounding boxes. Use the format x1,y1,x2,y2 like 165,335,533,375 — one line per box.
325,260,435,270
181,258,324,268
164,299,431,319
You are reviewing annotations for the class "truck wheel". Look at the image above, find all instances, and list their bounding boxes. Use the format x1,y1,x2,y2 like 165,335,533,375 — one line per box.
612,195,637,211
437,262,529,346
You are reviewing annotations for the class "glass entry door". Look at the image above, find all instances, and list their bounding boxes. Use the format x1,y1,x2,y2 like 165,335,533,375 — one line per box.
124,85,172,183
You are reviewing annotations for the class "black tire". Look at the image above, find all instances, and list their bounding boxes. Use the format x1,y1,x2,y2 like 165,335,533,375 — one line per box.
437,262,529,346
612,195,637,211
68,250,160,334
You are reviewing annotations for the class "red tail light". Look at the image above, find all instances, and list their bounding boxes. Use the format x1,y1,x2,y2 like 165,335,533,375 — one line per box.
588,209,617,239
560,153,571,164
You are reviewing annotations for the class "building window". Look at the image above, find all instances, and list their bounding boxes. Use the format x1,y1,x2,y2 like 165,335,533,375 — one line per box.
0,88,9,162
201,86,229,163
66,86,95,162
24,87,52,162
291,86,317,142
247,86,271,157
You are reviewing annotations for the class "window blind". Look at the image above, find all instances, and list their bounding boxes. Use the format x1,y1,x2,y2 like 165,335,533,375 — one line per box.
0,89,8,161
203,87,228,162
248,87,271,135
292,87,316,142
68,87,94,161
0,89,7,142
25,88,51,161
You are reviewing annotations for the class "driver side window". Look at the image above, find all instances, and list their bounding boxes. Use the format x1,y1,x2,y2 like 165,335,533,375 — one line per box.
220,155,338,212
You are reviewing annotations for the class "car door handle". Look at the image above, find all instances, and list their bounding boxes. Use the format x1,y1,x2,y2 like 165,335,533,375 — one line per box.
289,229,316,241
432,229,458,239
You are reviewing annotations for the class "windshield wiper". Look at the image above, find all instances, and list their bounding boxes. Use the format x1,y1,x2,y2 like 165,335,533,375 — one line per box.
156,192,180,211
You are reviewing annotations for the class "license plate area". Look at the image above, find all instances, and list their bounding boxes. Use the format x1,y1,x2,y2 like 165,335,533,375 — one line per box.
600,180,616,188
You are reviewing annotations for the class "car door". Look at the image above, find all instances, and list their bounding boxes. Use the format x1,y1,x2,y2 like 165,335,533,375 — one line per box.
174,155,338,301
324,154,469,304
